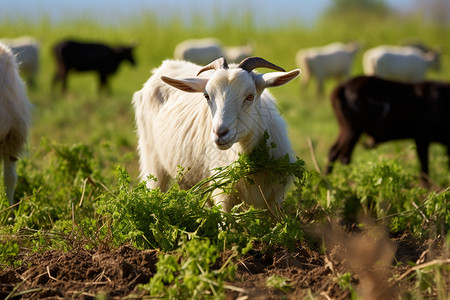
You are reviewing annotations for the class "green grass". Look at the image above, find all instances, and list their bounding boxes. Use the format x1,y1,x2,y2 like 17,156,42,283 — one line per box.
0,9,449,299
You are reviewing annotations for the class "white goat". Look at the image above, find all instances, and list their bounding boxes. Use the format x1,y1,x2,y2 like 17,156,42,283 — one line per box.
0,42,32,209
362,45,440,82
295,42,360,94
0,37,40,87
174,38,254,65
174,38,225,66
133,57,300,212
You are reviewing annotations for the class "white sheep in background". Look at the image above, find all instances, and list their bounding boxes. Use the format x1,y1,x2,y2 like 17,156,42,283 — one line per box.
0,42,32,209
295,42,360,95
133,57,300,212
0,37,40,88
174,38,225,66
174,38,254,65
224,43,253,63
362,45,440,82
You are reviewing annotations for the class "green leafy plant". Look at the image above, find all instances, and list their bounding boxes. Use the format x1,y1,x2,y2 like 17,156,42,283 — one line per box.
96,132,307,251
0,239,20,267
190,131,307,206
139,238,236,299
337,272,354,293
266,274,292,293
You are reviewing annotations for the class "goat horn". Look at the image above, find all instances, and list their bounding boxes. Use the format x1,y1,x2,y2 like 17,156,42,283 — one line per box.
238,56,285,73
197,57,229,76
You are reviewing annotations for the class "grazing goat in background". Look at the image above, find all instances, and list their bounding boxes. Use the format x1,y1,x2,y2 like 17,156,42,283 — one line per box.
223,43,253,63
363,45,440,82
133,57,300,212
295,42,360,95
401,39,433,54
0,37,39,88
174,38,253,65
0,42,32,208
325,76,450,185
52,40,136,93
174,38,224,66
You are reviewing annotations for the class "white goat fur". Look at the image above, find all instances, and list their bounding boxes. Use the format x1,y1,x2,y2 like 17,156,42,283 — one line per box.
0,43,32,207
296,42,360,94
174,38,253,65
133,59,300,212
0,37,39,87
363,45,440,82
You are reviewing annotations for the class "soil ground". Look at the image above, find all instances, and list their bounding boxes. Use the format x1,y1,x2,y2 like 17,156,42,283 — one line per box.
0,233,448,299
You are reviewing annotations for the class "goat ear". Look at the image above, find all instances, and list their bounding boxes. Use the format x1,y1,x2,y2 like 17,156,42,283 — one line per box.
257,69,301,89
161,76,208,93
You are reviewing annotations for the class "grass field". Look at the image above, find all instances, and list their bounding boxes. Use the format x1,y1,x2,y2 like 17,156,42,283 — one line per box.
0,9,449,299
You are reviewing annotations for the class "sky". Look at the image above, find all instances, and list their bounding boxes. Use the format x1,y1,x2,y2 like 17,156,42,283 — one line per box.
2,0,415,27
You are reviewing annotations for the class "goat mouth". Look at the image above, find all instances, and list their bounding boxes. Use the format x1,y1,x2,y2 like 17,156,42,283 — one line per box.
214,134,236,150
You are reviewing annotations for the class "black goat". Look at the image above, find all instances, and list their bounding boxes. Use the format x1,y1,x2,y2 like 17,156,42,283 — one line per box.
326,75,450,185
52,40,136,93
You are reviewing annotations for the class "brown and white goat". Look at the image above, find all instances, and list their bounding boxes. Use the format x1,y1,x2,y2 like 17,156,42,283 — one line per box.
325,75,450,185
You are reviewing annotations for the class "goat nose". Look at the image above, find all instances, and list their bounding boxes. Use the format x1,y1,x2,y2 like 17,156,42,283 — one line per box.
214,128,229,138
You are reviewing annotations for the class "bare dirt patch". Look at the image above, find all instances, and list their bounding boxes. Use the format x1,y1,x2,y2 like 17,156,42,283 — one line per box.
0,234,447,299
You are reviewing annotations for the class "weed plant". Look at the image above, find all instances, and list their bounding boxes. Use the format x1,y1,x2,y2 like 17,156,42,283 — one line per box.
139,238,237,299
96,132,307,252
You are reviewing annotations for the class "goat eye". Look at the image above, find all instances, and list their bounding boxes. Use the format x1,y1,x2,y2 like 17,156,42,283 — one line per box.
204,93,210,100
245,94,254,101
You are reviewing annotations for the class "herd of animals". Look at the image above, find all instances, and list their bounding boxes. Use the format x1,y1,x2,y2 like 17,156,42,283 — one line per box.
0,36,449,213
